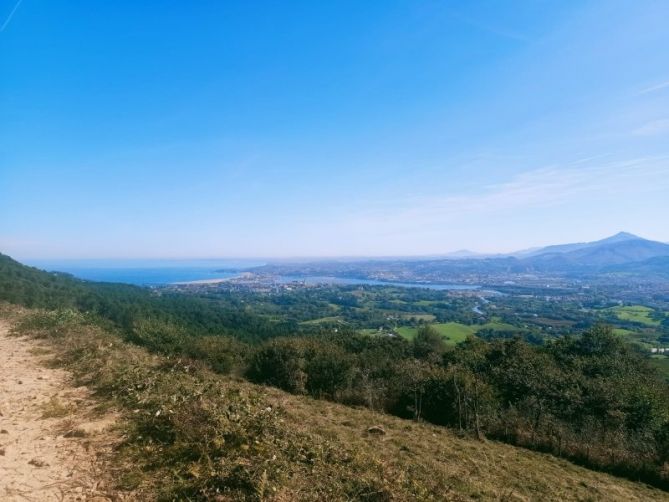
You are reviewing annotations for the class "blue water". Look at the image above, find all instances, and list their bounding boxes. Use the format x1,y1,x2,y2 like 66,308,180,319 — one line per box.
24,259,264,286
23,260,481,291
279,275,480,291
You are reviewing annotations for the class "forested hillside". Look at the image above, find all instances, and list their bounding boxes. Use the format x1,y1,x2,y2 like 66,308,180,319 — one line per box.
0,253,294,341
2,252,669,492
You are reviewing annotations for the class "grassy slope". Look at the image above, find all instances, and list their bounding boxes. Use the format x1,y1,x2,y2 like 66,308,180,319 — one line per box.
608,305,661,326
279,390,668,502
397,321,518,344
5,305,667,501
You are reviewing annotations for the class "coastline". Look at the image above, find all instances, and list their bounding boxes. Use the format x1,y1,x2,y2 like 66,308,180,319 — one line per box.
171,277,234,285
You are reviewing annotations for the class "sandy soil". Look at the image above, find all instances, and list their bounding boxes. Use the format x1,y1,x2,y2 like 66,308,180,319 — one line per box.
0,321,126,501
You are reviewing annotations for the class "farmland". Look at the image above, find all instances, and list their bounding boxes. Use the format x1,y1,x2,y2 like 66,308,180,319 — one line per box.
162,276,669,351
396,320,518,343
608,305,661,326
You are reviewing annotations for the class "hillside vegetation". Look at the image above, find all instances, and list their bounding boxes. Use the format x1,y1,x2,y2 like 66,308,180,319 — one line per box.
0,253,295,342
3,305,668,501
2,252,669,498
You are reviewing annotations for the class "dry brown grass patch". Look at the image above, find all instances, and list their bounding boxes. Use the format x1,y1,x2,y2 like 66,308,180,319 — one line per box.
40,396,74,419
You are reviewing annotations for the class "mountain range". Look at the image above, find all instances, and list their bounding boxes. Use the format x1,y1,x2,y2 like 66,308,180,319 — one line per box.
516,232,669,269
251,232,669,282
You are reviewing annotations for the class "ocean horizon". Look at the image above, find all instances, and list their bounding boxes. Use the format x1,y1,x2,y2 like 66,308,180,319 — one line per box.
23,259,265,286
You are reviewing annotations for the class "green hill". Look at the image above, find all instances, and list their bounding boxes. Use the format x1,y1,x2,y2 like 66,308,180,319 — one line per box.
3,305,667,501
2,252,669,499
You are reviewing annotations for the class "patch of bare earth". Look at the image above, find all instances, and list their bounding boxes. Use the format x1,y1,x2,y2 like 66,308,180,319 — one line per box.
0,321,128,501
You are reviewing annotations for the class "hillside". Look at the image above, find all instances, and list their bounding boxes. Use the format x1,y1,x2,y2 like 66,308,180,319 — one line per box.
2,251,669,499
522,231,640,257
2,305,667,501
521,232,669,267
0,252,296,342
605,256,669,279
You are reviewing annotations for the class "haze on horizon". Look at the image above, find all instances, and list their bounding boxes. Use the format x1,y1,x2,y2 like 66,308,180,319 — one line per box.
2,1,669,260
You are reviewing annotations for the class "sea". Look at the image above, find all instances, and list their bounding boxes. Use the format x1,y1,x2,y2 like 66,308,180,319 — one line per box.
23,259,481,291
23,259,264,286
278,275,479,291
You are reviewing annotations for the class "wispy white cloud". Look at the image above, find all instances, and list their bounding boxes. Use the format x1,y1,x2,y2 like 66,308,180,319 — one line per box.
0,0,23,33
637,80,669,95
330,157,669,238
633,119,669,136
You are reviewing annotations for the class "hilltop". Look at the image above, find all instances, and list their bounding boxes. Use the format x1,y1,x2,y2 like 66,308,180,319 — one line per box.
1,306,667,501
519,232,669,267
517,231,642,257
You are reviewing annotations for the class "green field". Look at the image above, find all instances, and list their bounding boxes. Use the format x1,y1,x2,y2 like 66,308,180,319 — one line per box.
396,321,519,345
300,316,344,325
612,328,637,337
610,327,663,350
608,305,661,326
482,320,519,332
414,300,439,306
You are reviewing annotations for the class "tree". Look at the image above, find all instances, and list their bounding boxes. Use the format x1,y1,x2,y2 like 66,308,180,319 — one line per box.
246,339,307,394
413,325,446,361
304,343,353,398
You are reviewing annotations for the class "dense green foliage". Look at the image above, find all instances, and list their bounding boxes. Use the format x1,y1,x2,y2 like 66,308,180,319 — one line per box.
245,326,669,487
0,253,294,342
2,252,669,489
12,307,667,501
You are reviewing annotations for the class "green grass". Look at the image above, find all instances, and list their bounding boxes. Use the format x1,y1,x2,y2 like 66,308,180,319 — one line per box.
431,322,477,344
415,300,439,306
613,328,637,337
608,305,661,327
396,326,419,339
397,321,519,344
533,318,576,328
300,316,344,325
609,328,660,350
481,321,518,332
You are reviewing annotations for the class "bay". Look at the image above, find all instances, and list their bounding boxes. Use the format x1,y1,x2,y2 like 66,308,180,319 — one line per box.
23,259,263,286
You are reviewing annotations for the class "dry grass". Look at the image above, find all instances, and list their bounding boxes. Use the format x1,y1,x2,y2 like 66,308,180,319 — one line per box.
255,384,669,501
6,305,669,501
39,396,74,419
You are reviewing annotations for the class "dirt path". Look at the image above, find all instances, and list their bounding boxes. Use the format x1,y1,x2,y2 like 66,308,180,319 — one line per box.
0,321,124,501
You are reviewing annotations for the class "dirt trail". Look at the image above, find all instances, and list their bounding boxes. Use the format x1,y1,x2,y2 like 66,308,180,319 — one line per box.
0,321,124,501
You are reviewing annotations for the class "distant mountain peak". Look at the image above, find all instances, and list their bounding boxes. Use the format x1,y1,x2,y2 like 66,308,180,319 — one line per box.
519,231,669,267
600,231,640,243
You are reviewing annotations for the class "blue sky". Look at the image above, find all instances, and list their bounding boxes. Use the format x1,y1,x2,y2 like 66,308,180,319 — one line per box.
1,0,668,259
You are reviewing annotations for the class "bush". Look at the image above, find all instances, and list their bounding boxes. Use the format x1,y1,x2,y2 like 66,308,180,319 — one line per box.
247,338,308,393
186,335,247,374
